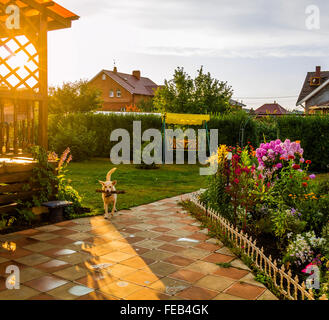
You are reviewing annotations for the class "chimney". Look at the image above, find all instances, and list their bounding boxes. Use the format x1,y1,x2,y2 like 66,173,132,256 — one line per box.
133,70,141,80
315,66,321,77
113,66,118,74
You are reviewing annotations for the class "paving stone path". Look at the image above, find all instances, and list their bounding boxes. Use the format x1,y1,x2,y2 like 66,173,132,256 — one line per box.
0,194,278,300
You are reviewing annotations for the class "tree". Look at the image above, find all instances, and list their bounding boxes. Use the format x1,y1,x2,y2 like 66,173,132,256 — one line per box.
49,80,103,114
153,67,233,114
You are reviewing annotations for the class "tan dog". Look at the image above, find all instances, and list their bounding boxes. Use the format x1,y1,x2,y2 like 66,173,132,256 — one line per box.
99,168,118,219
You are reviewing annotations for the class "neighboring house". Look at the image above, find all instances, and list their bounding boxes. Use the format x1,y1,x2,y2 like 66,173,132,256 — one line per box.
230,99,246,110
296,66,329,114
89,67,159,111
254,102,289,116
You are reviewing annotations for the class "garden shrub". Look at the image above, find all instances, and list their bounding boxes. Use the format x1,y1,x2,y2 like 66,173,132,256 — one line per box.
49,112,329,171
49,113,162,160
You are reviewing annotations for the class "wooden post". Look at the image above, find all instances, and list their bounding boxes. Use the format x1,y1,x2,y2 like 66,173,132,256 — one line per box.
13,102,18,154
38,13,48,150
0,103,3,155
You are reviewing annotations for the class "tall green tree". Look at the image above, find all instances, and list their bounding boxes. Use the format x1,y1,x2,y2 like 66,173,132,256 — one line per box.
49,80,103,114
154,67,233,114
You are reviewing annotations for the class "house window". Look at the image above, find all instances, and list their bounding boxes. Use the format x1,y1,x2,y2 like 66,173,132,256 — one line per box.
109,90,114,98
102,74,106,80
117,90,121,98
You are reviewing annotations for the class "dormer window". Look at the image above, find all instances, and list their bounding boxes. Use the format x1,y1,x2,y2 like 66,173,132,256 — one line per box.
109,90,114,97
117,90,121,98
102,74,106,80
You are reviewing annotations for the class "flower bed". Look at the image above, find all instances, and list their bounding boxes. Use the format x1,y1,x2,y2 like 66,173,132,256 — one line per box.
201,139,329,300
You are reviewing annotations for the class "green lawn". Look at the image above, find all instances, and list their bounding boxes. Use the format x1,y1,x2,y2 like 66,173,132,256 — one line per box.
66,159,207,215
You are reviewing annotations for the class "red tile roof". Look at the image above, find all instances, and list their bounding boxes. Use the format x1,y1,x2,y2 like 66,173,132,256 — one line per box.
102,70,158,96
254,103,289,115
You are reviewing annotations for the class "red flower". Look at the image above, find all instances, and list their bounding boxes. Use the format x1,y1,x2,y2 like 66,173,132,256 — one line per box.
302,182,308,187
292,164,301,170
306,160,312,165
234,178,240,184
288,155,295,160
280,156,285,160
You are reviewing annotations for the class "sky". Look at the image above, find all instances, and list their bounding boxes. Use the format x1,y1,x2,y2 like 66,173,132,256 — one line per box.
48,0,329,111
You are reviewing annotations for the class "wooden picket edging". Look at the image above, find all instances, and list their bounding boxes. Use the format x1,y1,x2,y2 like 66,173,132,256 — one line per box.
189,191,315,301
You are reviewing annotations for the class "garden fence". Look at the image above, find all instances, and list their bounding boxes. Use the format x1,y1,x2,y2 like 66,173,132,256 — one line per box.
189,192,315,301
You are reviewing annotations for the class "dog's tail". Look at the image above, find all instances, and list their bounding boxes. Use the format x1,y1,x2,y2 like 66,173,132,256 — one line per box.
106,168,117,182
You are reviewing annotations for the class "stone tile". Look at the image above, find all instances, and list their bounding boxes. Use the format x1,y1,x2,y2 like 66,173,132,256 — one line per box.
53,265,88,281
257,290,279,300
170,269,204,283
15,253,51,267
105,264,137,278
122,270,160,286
158,244,185,253
136,240,165,250
99,280,142,299
47,282,94,300
155,235,179,243
213,293,246,300
177,286,218,300
66,233,92,241
206,238,223,245
0,285,39,300
203,253,234,264
46,237,75,246
195,243,222,252
126,288,170,300
135,231,161,239
25,275,68,292
150,277,191,295
181,248,210,260
239,273,266,288
164,255,194,267
75,273,119,289
23,242,57,253
213,267,249,280
230,259,251,271
147,262,179,277
29,293,56,300
35,225,62,232
0,247,32,260
35,259,71,273
76,291,118,300
41,248,77,258
151,227,171,233
186,261,220,274
16,229,40,236
101,251,133,263
167,230,192,237
141,250,173,262
60,252,91,265
30,233,59,241
20,267,47,283
224,282,266,300
13,237,39,247
0,257,9,264
55,221,78,228
189,233,209,241
120,236,145,245
215,247,236,257
51,229,78,237
195,275,235,292
121,256,155,269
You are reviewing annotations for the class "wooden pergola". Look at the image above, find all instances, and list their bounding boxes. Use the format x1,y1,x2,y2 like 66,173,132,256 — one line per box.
0,0,79,156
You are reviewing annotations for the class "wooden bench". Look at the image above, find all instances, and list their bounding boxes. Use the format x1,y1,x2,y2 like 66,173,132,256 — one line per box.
42,201,73,223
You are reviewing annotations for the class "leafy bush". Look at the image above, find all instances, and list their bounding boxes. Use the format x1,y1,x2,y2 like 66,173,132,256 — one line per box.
49,115,97,161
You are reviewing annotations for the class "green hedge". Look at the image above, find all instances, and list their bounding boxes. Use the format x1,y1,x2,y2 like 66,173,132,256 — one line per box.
48,113,162,160
48,112,329,171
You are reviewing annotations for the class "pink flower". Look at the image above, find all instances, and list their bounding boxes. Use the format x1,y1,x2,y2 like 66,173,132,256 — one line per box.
234,178,240,184
302,263,314,274
276,163,283,169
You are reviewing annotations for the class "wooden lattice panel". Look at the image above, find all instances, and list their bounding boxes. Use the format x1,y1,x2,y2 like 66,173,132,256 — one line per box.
0,35,39,92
